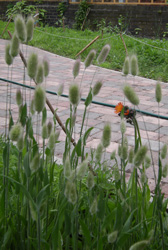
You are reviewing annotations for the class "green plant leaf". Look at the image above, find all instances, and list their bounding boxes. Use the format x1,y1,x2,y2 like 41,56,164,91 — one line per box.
23,152,31,177
27,117,33,139
52,196,67,248
9,110,14,131
85,89,93,107
1,226,12,248
36,184,50,210
3,144,9,169
121,208,137,233
50,162,55,184
83,127,94,145
65,118,71,138
32,137,38,157
75,138,82,156
102,205,116,230
65,211,71,236
114,203,122,231
0,190,5,219
42,107,47,125
20,103,27,126
98,237,103,250
79,219,91,245
97,190,105,220
29,199,37,221
70,147,76,165
45,147,50,156
44,169,49,185
158,157,162,184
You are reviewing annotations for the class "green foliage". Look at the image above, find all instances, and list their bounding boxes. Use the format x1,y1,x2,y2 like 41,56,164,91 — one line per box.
6,0,46,25
75,0,90,30
55,2,67,28
57,2,67,19
97,19,113,37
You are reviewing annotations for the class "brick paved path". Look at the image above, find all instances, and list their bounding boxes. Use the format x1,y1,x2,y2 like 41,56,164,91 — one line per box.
0,38,168,196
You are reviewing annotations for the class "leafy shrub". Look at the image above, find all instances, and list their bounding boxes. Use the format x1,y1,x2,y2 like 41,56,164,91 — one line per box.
6,0,46,25
74,0,90,30
55,2,67,28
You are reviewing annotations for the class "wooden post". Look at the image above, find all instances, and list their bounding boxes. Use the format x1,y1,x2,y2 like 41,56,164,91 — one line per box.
75,35,100,57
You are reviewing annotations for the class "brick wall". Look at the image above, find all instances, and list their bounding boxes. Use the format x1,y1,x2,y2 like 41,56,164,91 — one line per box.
1,1,168,37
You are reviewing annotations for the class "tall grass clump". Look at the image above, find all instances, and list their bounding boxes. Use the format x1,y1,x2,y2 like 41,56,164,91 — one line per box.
1,14,168,250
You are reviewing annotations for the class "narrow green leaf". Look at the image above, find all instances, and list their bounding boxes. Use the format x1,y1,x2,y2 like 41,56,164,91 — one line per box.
27,117,33,139
158,157,162,184
75,138,82,156
70,147,76,166
3,144,8,169
114,203,122,231
53,109,58,126
0,190,5,219
79,219,91,245
44,169,49,185
97,190,105,220
102,206,116,230
65,118,71,138
23,152,31,177
50,162,55,184
20,103,27,126
85,89,93,107
32,137,38,157
2,226,12,248
98,237,103,250
29,199,37,221
52,197,67,248
83,127,94,145
45,147,50,156
9,110,14,131
121,208,137,233
58,231,63,249
42,107,47,125
65,211,71,236
37,184,50,210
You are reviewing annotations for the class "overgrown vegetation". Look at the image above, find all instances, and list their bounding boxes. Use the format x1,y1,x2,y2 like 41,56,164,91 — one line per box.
1,14,168,249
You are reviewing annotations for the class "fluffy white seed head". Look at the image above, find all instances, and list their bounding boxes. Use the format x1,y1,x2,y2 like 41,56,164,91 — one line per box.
5,43,13,66
15,15,27,42
10,33,20,58
85,49,96,68
97,44,110,64
26,16,34,42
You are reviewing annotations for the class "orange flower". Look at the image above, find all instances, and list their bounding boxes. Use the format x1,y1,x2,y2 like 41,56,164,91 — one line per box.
115,102,130,116
115,102,124,114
